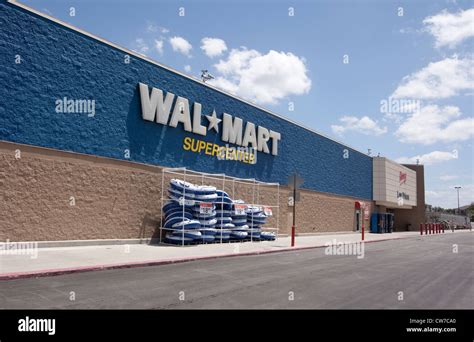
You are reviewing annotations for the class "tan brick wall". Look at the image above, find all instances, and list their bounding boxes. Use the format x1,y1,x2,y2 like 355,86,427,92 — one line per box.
0,141,374,242
0,142,163,241
284,188,374,234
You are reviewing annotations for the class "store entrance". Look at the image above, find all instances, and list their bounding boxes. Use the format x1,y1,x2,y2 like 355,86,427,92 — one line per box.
355,210,361,232
354,201,362,232
386,209,395,232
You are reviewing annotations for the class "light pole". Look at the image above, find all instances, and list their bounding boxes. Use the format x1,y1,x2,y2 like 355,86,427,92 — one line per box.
455,186,461,214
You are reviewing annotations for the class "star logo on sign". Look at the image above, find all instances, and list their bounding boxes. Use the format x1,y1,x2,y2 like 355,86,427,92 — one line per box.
206,110,222,133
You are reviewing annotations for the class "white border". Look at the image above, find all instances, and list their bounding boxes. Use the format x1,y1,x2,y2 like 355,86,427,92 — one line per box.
8,0,370,156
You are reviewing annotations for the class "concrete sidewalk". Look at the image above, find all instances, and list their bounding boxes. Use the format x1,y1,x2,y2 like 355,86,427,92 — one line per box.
0,230,467,280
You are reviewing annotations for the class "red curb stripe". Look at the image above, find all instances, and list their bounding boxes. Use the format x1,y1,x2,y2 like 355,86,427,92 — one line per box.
0,235,412,281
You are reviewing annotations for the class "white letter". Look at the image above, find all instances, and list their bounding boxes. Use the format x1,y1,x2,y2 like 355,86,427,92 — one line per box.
192,102,206,136
49,319,55,335
257,126,270,153
55,99,62,113
242,122,257,149
18,318,26,332
138,83,174,124
222,113,243,145
169,96,192,132
269,130,281,156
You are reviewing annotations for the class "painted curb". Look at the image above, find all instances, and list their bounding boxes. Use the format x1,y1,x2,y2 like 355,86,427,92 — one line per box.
0,235,425,281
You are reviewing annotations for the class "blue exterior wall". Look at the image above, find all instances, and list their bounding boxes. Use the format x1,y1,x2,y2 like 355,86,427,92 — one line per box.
0,2,373,200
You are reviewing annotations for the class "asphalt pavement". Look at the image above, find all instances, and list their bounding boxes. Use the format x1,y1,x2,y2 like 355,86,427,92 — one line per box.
0,232,472,309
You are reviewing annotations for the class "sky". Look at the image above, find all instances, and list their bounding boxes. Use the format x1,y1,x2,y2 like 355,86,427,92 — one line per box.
21,0,474,208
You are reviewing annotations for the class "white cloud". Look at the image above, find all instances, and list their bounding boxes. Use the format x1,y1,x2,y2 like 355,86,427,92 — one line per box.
440,175,459,181
426,190,442,199
184,65,191,72
146,22,158,33
146,22,169,34
200,37,227,58
133,38,149,55
208,76,239,94
154,39,164,55
208,48,311,105
399,28,414,34
395,105,474,144
214,48,260,75
391,56,474,100
382,112,403,124
331,116,387,136
395,150,458,165
169,36,192,57
423,8,474,48
425,183,474,208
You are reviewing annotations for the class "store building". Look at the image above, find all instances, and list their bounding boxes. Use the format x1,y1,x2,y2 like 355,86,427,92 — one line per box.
373,158,425,231
0,1,425,243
